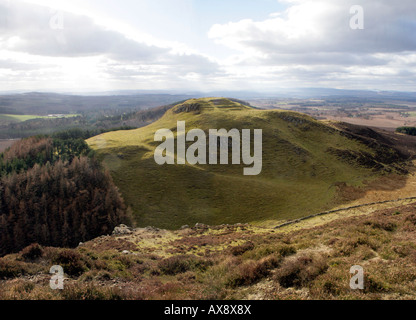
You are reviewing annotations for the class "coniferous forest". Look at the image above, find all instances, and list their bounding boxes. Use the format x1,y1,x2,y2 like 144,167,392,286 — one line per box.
0,134,129,257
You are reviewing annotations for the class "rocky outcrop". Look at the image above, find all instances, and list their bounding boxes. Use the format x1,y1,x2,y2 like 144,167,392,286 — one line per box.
112,224,133,235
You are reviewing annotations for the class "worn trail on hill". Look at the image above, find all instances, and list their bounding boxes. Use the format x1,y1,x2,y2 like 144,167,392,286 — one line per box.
274,196,416,229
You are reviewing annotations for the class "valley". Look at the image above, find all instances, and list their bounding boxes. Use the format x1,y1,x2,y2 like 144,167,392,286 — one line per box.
2,95,416,301
0,93,191,139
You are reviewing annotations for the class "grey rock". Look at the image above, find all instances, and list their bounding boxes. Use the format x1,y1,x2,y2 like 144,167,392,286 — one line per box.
194,223,208,229
145,226,159,232
112,224,133,235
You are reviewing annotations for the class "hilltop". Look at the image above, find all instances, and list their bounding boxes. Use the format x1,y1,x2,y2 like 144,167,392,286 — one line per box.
87,98,416,229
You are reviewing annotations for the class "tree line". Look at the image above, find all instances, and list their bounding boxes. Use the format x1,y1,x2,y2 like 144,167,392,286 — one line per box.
396,126,416,136
0,134,129,256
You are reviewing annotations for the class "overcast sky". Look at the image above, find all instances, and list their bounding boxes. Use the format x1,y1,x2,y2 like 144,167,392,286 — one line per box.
0,0,415,93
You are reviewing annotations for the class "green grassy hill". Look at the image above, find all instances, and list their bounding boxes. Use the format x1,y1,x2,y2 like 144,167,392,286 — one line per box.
87,98,407,229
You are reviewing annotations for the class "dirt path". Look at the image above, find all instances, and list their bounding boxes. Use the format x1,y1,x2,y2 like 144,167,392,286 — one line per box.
274,196,416,229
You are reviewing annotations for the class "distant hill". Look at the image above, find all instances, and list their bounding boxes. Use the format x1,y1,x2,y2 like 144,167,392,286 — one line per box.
0,92,193,115
87,98,415,229
0,96,187,139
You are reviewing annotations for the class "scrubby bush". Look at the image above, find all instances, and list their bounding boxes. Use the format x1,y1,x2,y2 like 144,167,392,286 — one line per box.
310,267,348,298
365,275,390,293
364,219,397,232
333,236,378,257
53,250,88,277
158,255,211,276
61,283,123,300
277,244,297,257
20,243,43,261
227,256,279,287
243,243,296,260
275,254,328,288
0,259,26,279
230,242,255,256
405,214,416,225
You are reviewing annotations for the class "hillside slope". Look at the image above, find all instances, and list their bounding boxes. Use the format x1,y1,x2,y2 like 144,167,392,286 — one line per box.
87,98,414,229
1,197,416,300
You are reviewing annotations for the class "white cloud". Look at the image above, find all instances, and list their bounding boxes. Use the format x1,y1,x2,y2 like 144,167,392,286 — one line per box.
209,0,416,55
207,0,416,90
0,0,221,91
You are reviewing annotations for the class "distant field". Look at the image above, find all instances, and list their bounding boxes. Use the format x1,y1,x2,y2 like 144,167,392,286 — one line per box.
0,114,79,123
249,98,416,130
0,114,46,123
